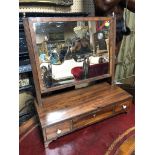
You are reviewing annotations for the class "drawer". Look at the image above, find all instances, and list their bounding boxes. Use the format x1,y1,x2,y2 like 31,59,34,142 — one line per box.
72,105,114,129
115,100,131,113
45,121,71,140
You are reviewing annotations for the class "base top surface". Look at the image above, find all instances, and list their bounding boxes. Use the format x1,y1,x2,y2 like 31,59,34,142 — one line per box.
35,82,132,128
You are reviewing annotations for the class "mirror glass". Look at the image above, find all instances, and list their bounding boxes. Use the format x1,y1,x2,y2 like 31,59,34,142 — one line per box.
33,20,111,88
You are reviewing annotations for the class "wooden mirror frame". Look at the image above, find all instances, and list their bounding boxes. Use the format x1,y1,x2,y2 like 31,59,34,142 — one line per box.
23,17,116,106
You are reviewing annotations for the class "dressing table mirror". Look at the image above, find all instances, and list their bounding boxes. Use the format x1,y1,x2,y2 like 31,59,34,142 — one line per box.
23,17,132,147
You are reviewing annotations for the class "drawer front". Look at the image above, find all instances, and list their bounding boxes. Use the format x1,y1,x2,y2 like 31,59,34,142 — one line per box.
45,121,71,140
72,105,114,129
115,100,131,113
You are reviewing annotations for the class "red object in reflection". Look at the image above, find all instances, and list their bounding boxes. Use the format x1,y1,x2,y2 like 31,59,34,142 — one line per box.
71,63,109,80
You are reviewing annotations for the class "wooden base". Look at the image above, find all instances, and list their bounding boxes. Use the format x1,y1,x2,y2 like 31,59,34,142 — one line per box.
34,82,132,148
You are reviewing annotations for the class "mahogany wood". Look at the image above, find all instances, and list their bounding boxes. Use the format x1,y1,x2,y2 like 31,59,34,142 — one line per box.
110,17,116,84
72,104,114,129
115,100,131,113
29,17,113,23
23,17,132,148
45,121,71,140
23,17,116,100
41,74,111,93
35,82,131,127
34,82,132,147
23,19,43,105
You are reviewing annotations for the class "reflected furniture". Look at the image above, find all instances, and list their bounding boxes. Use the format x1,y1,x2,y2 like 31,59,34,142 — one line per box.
23,17,132,147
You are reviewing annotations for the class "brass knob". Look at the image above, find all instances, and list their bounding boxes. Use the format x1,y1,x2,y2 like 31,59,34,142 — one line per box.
122,105,127,110
57,129,62,134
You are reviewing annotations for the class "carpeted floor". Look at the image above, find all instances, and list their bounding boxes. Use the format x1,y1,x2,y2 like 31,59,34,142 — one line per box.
20,104,135,155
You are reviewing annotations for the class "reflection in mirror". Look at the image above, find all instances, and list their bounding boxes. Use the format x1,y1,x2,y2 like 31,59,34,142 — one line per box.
33,20,111,88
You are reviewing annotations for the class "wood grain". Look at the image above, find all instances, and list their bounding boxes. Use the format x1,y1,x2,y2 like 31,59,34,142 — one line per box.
35,82,132,128
23,19,43,105
41,74,111,93
23,16,131,148
110,17,116,85
46,121,71,140
34,82,132,147
23,16,116,104
29,17,113,23
115,100,131,113
72,104,114,129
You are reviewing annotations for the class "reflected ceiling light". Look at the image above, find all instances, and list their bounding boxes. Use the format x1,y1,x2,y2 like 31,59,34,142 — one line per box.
56,24,61,28
47,111,66,123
